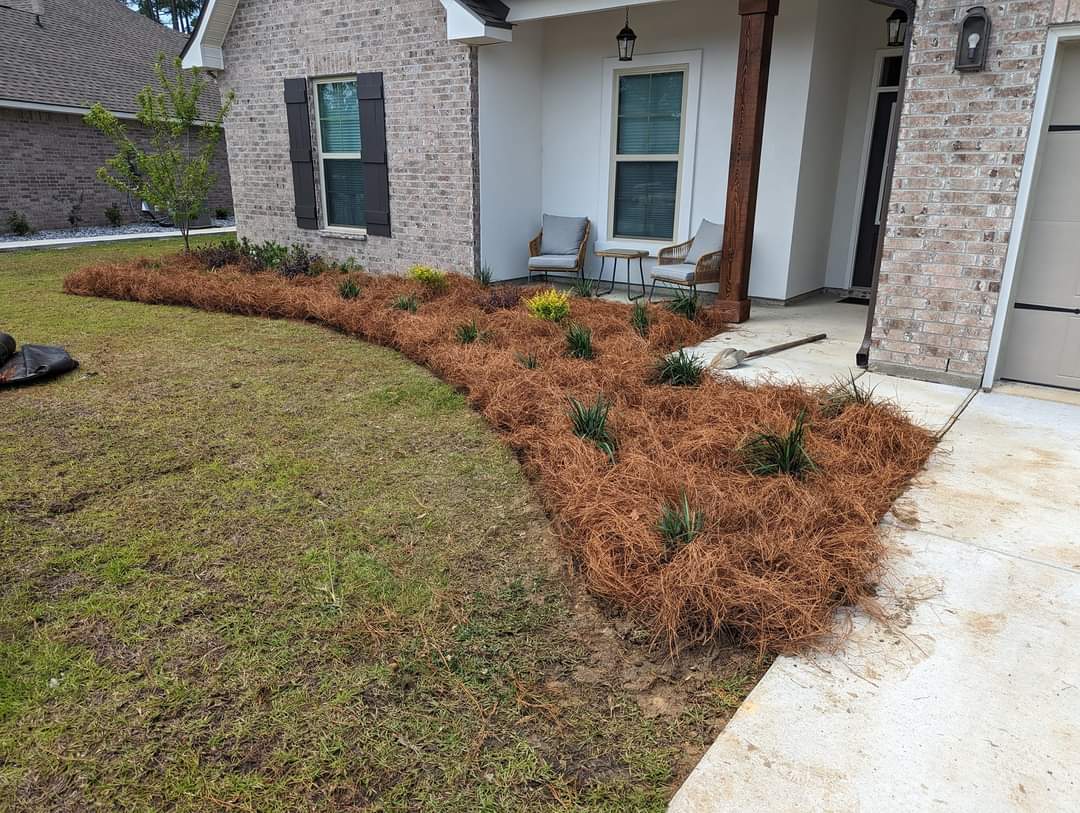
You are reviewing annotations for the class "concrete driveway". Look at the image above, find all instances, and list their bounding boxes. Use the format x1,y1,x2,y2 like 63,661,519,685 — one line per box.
671,387,1080,812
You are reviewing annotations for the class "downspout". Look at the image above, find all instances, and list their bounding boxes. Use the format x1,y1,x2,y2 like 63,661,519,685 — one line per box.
857,0,916,368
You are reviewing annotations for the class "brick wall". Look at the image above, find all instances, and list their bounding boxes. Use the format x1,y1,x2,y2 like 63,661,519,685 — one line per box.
217,0,478,276
870,0,1070,385
0,107,232,232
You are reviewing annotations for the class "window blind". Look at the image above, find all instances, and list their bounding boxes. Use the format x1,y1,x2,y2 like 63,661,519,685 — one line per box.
318,81,361,154
613,161,678,240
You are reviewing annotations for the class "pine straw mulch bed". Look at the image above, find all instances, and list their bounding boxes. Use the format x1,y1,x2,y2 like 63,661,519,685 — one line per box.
64,256,936,654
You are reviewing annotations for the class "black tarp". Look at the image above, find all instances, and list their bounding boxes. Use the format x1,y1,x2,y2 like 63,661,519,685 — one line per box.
0,332,78,387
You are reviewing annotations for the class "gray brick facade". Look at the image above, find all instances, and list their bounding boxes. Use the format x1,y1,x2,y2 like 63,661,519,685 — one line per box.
211,0,1075,385
872,0,1076,384
0,107,233,232
217,0,479,276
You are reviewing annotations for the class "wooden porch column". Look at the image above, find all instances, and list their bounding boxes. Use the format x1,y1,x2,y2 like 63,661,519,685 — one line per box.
715,0,780,323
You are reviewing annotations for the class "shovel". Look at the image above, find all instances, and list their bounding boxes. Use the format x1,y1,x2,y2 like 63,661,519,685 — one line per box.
709,333,828,371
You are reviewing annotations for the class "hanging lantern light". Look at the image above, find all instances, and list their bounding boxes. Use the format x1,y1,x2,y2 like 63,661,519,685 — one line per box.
887,9,909,48
617,7,637,62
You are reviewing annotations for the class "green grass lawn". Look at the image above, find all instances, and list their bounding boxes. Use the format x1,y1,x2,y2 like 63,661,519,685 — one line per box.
0,238,762,812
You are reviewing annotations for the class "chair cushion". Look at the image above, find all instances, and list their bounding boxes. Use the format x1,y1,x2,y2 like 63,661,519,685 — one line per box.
651,263,696,284
540,214,588,255
685,218,724,265
529,254,580,271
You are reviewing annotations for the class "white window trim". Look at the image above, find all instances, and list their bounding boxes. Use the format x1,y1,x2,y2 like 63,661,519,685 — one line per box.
597,50,702,254
313,76,367,235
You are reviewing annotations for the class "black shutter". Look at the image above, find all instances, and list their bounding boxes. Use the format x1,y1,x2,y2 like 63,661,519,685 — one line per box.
357,72,391,237
284,78,319,230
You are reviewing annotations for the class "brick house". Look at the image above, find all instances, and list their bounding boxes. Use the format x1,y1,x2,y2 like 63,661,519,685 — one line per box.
0,0,232,232
183,0,1080,391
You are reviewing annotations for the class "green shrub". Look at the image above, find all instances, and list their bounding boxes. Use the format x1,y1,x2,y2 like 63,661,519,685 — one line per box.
631,301,650,337
481,286,523,312
524,289,571,322
657,492,705,560
214,207,230,219
742,410,816,478
336,257,364,274
278,243,323,278
408,265,449,292
104,204,123,227
193,237,245,270
239,237,288,270
821,372,877,416
570,278,596,298
665,290,700,321
516,352,539,369
5,210,31,236
567,395,616,462
392,295,419,314
474,264,494,287
454,319,485,345
338,277,361,300
564,323,594,360
656,349,706,387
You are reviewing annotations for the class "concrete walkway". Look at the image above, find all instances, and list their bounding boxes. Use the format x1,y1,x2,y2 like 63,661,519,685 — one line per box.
0,225,235,252
671,388,1080,811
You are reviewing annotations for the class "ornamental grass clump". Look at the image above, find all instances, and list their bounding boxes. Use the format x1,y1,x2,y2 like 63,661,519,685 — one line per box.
454,319,485,345
338,277,361,300
564,323,594,360
408,264,449,293
631,301,650,337
821,372,878,417
666,290,700,321
525,289,570,322
473,263,494,287
567,395,615,462
570,278,596,298
656,349,705,387
516,351,539,369
391,294,419,313
742,410,816,478
657,492,705,563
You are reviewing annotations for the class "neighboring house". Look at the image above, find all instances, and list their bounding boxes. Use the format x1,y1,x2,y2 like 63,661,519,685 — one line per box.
182,0,1080,392
0,0,233,231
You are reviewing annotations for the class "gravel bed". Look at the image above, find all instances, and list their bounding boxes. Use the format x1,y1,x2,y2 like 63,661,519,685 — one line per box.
0,219,235,243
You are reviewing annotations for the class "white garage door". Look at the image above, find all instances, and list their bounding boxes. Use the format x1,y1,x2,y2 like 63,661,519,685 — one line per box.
1001,43,1080,390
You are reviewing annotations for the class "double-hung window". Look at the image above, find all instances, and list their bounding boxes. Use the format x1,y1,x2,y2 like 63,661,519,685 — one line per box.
315,78,366,230
610,68,687,242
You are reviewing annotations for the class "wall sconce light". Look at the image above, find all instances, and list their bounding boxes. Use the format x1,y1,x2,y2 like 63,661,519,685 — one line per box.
955,6,991,72
617,7,637,62
886,9,908,48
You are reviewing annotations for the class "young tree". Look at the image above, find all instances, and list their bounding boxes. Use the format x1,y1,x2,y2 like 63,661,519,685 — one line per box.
85,54,234,252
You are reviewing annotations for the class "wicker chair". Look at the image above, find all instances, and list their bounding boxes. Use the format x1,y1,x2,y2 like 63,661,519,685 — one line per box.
651,219,725,302
528,219,591,283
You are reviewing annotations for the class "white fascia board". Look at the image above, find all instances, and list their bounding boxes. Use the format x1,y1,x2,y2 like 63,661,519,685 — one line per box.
0,99,140,120
440,0,514,45
506,0,667,23
181,0,239,70
0,98,214,126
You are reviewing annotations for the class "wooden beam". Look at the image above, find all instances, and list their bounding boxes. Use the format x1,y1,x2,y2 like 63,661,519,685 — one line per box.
714,0,780,323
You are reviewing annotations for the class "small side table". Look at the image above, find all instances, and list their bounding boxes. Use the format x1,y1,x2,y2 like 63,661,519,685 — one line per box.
595,248,649,300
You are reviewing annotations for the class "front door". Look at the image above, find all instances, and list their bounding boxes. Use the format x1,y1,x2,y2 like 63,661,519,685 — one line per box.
1000,43,1080,391
851,54,903,291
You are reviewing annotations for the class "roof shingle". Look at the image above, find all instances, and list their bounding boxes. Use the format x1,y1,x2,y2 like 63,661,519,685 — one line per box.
0,0,222,118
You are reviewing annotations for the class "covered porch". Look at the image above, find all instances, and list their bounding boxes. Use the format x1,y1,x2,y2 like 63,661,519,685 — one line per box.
458,0,913,367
